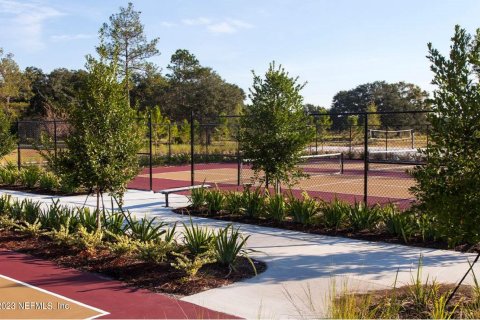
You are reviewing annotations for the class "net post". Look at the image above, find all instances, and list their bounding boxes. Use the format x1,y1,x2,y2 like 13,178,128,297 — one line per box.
363,113,368,204
340,152,344,174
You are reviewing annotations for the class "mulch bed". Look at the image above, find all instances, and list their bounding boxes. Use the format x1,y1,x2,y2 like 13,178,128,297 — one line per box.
0,185,87,197
173,207,475,253
0,230,266,297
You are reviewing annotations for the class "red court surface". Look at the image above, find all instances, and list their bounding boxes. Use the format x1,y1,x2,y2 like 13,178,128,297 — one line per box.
128,162,416,209
0,249,236,319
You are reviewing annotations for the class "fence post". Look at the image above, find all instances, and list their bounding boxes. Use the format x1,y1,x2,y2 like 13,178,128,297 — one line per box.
349,125,352,157
17,121,21,170
385,127,388,160
363,113,368,204
315,122,318,155
411,130,415,149
148,111,153,191
237,134,241,186
53,118,58,160
190,110,195,186
168,123,172,158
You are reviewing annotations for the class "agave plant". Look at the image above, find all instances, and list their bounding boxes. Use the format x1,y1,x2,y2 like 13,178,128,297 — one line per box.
287,192,319,226
320,198,349,231
204,189,225,215
182,219,214,255
346,201,381,232
126,214,167,242
213,224,255,274
264,191,286,222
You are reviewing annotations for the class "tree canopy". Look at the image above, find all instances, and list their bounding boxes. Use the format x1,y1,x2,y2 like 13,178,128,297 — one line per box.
330,81,430,130
98,2,160,102
240,62,314,190
411,25,480,246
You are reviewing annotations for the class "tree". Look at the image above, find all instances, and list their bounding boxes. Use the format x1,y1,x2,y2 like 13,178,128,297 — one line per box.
0,49,30,113
411,25,480,246
25,67,87,118
367,102,381,127
0,107,15,158
98,2,160,103
240,62,315,191
55,54,143,230
164,49,245,121
330,81,430,130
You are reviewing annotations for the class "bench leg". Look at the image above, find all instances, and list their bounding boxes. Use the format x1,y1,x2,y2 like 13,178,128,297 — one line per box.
165,193,169,207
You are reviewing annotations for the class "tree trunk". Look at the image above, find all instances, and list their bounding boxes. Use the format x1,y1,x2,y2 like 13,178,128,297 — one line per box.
96,189,102,231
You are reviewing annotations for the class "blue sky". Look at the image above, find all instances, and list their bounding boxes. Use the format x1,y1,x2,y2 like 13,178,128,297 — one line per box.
1,0,479,107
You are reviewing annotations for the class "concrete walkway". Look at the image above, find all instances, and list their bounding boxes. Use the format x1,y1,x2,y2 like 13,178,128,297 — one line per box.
1,189,479,319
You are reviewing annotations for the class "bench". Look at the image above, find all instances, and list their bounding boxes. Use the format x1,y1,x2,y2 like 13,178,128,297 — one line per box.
155,185,211,207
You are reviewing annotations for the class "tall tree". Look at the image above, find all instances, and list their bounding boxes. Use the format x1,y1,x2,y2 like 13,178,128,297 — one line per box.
330,81,430,130
411,25,480,246
240,62,314,191
98,2,160,104
164,49,245,121
0,49,30,113
0,107,15,158
55,54,143,230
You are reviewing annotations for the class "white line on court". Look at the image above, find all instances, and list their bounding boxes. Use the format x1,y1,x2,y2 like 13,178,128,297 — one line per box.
0,274,110,319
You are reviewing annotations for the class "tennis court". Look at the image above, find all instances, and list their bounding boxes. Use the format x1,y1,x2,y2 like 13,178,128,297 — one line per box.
131,151,420,207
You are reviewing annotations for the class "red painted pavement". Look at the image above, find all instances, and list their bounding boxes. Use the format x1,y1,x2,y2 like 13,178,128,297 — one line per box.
0,249,238,319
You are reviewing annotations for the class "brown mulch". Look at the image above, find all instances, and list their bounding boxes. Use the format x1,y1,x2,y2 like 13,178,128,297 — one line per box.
173,207,471,252
0,230,265,297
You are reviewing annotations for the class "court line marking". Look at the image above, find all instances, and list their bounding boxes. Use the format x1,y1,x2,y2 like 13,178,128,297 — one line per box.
0,274,110,319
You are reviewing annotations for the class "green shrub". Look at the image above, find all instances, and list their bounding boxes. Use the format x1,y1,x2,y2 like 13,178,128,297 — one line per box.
0,194,12,216
171,251,214,279
0,164,18,185
136,240,173,263
19,166,42,188
190,186,208,209
264,191,286,222
382,204,417,244
22,199,42,224
214,224,253,272
241,187,264,218
321,198,349,231
75,225,103,252
182,220,214,256
106,232,139,256
47,217,76,246
9,199,24,221
38,171,60,191
39,200,78,232
347,202,381,232
224,191,244,215
205,189,225,214
103,210,127,236
78,207,98,232
14,218,44,237
126,214,166,242
287,192,319,226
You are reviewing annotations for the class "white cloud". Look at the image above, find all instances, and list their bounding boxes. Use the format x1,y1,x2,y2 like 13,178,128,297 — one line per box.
182,17,253,34
181,17,211,26
0,0,63,51
207,22,236,34
50,33,94,42
160,21,177,28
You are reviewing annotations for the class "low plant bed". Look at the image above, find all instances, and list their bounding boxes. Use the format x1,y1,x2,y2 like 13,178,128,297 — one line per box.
0,230,264,296
174,206,457,251
327,258,480,319
0,195,266,297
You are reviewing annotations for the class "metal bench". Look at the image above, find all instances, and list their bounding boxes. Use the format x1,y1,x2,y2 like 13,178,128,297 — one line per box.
155,185,211,207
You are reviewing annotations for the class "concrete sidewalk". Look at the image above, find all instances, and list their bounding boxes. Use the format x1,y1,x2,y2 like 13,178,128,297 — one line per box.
1,189,478,319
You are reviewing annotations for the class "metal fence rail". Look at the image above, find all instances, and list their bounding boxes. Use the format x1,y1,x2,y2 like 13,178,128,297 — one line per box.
9,110,432,206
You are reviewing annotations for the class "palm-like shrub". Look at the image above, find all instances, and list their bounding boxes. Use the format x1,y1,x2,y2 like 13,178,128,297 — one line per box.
214,224,253,273
264,191,286,222
347,202,381,232
241,187,264,218
182,220,214,255
320,198,349,231
287,192,319,226
205,189,225,215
